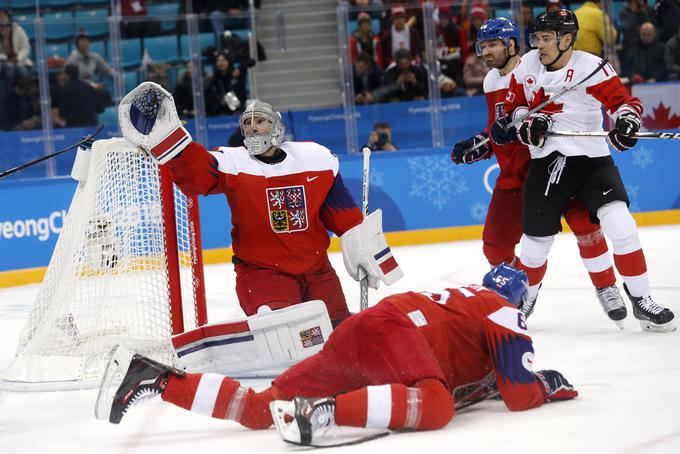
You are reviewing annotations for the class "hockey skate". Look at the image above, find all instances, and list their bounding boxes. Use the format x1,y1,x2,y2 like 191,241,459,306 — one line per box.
94,345,184,423
595,285,627,329
271,396,337,446
623,284,676,333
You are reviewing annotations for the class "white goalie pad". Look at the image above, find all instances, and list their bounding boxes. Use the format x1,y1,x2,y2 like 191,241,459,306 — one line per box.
172,301,333,378
341,209,404,289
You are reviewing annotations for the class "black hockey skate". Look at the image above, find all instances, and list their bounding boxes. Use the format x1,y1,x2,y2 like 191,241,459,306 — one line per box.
94,345,184,424
595,285,627,329
271,396,337,445
519,283,541,318
623,284,676,333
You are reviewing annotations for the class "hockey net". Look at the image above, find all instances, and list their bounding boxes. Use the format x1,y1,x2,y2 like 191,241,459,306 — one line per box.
0,138,206,391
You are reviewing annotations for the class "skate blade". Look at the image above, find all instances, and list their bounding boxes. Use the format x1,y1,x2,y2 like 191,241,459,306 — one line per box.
94,345,135,421
639,319,677,333
614,319,624,330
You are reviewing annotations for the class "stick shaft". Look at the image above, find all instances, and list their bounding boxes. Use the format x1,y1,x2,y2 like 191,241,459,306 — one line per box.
359,147,371,312
549,130,680,139
0,124,105,180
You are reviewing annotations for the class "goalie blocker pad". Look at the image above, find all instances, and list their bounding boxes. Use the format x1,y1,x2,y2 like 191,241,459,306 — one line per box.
341,209,403,289
172,301,333,378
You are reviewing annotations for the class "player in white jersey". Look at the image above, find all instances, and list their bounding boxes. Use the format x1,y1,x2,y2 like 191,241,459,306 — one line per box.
489,9,675,332
450,17,626,326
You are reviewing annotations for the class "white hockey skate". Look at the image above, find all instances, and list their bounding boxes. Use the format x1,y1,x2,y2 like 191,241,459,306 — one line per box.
623,284,676,333
270,396,389,447
595,285,627,329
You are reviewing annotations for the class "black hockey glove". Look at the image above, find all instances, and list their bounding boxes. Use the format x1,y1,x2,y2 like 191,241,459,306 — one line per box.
536,369,578,402
517,113,552,147
451,132,492,165
607,112,641,152
489,116,517,145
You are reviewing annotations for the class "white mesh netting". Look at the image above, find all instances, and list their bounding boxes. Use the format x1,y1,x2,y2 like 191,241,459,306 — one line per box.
1,138,202,391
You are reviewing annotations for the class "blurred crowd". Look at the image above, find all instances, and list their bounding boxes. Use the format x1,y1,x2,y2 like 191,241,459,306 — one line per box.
348,0,680,105
1,0,679,131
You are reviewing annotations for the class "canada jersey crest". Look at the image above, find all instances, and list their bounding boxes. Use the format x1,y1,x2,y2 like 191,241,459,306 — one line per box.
267,185,308,233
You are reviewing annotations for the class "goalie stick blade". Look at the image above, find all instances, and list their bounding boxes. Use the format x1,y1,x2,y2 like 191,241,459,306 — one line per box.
94,345,135,421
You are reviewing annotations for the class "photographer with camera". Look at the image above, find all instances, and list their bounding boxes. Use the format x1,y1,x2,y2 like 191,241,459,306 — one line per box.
367,122,397,151
382,48,428,102
204,51,249,116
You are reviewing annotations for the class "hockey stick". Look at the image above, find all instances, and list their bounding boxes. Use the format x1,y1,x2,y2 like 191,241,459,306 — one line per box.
452,371,500,411
358,146,371,312
0,123,106,180
548,130,680,139
461,58,610,155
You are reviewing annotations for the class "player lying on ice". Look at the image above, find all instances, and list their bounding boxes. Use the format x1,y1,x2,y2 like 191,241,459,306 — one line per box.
95,264,578,447
117,81,403,328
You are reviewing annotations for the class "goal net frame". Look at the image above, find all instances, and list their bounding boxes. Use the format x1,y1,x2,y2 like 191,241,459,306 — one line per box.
0,138,207,391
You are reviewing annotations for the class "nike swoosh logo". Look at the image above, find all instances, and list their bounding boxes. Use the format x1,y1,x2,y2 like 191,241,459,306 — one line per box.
306,176,319,182
603,188,614,195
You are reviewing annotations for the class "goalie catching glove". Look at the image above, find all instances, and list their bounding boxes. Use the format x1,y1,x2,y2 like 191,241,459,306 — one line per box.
119,81,192,164
341,209,404,289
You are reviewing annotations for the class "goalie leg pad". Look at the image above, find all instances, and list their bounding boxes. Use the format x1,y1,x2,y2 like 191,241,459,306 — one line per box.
173,301,333,377
340,209,404,289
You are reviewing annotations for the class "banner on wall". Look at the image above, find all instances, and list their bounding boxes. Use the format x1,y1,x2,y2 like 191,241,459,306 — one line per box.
2,141,679,272
632,82,680,130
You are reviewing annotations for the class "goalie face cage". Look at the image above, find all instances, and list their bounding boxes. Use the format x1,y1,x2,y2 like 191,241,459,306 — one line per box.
0,138,207,391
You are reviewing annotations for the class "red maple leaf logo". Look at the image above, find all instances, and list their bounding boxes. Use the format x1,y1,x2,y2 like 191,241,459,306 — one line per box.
529,87,564,114
642,102,680,130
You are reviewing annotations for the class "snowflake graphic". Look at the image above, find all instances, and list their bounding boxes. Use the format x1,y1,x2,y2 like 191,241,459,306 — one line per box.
625,184,640,212
632,146,653,170
470,202,488,222
408,155,469,210
369,169,385,188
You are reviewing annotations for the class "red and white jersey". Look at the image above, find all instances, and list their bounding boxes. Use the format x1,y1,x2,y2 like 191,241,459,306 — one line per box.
382,286,545,411
483,67,530,190
504,49,643,159
167,141,363,275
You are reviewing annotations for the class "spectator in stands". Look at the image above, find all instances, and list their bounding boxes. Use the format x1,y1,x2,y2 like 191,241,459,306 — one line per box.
0,9,32,88
67,32,113,106
382,48,428,102
381,6,423,68
174,61,196,118
209,0,249,36
204,51,247,116
367,122,397,151
463,48,489,96
7,76,40,130
665,24,680,79
438,74,467,98
654,0,680,43
349,0,384,21
574,1,617,57
460,4,488,62
121,0,161,39
144,62,172,92
353,51,383,105
522,4,535,48
619,0,656,51
546,0,563,13
55,64,102,128
435,8,461,60
622,21,667,83
350,12,383,67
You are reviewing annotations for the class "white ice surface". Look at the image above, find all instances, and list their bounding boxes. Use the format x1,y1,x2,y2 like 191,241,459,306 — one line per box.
1,225,679,453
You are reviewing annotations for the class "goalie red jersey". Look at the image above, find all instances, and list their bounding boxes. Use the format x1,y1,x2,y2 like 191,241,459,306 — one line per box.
166,140,363,275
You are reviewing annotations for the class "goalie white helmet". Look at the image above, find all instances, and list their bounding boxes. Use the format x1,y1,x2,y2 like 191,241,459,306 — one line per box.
239,100,285,155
